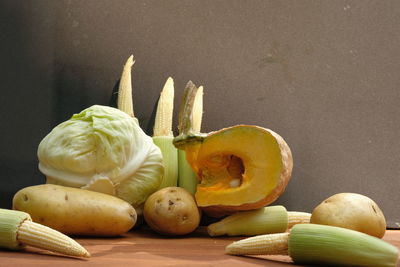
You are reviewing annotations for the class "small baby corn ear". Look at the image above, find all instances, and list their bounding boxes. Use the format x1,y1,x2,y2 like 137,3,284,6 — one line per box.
117,55,135,117
207,206,288,237
153,77,179,189
226,223,399,267
226,232,289,255
153,77,175,138
0,208,90,258
207,206,311,237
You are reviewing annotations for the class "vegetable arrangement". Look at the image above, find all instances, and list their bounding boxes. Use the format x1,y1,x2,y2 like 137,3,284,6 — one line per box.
2,55,398,266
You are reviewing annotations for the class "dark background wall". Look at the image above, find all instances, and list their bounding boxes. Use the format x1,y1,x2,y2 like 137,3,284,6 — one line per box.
1,0,399,226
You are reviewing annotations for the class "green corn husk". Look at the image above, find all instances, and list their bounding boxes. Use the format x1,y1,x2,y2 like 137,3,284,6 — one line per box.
208,206,288,236
177,150,197,194
0,208,29,249
154,136,178,188
289,224,399,267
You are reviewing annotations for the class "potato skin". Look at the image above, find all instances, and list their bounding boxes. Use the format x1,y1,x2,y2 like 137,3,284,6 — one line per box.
310,192,386,238
12,184,137,236
144,187,201,235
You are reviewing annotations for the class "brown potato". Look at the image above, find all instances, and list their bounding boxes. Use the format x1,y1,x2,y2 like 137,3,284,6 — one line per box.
144,187,201,235
13,184,137,236
310,192,386,238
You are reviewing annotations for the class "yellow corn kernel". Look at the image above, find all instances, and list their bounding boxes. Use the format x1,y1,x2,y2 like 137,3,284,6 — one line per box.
18,220,90,258
226,232,289,255
287,211,311,229
153,77,174,137
118,55,135,117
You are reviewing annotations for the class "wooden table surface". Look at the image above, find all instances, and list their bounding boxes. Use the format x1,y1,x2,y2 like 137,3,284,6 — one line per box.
1,227,399,267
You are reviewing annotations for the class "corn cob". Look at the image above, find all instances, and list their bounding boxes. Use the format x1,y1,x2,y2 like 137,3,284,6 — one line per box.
153,77,178,188
118,55,135,118
0,209,90,258
226,232,289,255
207,206,311,236
177,82,203,194
226,223,399,267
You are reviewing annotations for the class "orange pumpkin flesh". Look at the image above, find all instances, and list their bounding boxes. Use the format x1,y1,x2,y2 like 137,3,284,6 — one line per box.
174,82,293,217
182,125,292,217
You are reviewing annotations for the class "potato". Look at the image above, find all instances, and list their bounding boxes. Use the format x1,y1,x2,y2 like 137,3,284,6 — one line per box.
144,187,201,235
13,184,137,236
310,192,386,238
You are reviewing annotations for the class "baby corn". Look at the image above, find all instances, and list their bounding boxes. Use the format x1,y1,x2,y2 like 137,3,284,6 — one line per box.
226,223,399,267
208,206,288,236
0,209,90,258
207,206,311,236
153,77,178,188
118,55,135,117
226,232,289,255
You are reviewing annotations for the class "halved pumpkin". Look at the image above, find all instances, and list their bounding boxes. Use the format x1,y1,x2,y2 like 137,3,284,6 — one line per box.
174,83,293,217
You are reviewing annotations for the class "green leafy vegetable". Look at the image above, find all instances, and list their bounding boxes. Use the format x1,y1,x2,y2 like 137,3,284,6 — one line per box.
38,105,163,210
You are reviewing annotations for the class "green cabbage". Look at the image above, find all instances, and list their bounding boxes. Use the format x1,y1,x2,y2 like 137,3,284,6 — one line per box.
38,105,164,209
